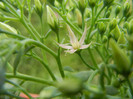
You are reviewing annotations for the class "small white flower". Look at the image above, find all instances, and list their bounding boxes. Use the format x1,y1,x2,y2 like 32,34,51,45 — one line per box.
58,25,91,53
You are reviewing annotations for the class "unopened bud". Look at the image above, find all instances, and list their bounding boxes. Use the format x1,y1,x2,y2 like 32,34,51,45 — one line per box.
127,35,133,50
98,22,106,36
123,2,132,18
75,9,82,28
102,35,108,43
117,32,126,44
0,22,17,34
115,6,121,16
47,5,59,33
103,0,114,6
35,0,43,17
106,11,111,18
84,8,91,18
47,0,55,6
78,0,86,14
111,25,121,40
0,2,5,10
57,0,62,4
88,0,96,8
123,22,129,32
109,18,117,31
110,39,130,76
129,19,133,35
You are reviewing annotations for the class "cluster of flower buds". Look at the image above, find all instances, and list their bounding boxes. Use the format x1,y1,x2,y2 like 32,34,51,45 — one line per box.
88,0,96,8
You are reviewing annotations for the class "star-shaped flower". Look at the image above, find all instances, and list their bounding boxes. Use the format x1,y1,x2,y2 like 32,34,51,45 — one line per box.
58,25,91,53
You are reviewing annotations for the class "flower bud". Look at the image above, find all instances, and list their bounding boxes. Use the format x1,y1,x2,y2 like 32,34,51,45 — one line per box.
34,0,43,17
110,39,130,76
57,0,62,4
109,18,117,31
111,25,121,40
0,2,5,10
117,32,126,44
75,9,82,28
47,0,55,6
129,19,133,35
127,35,133,50
106,11,111,18
102,35,108,43
103,0,114,6
115,6,121,16
46,5,59,33
0,22,17,34
98,22,106,36
88,0,96,8
78,0,86,14
112,78,121,88
123,21,129,32
57,78,83,95
84,8,91,18
123,2,132,18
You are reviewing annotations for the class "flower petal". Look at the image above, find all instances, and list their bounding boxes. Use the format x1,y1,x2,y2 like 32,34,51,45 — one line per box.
58,44,73,49
65,49,77,54
80,43,91,49
67,25,78,45
79,24,87,45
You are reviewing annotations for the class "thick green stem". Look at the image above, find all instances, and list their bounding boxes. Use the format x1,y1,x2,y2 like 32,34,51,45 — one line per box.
22,39,57,58
87,6,106,42
26,54,57,81
21,18,40,41
88,48,99,69
56,33,65,78
6,73,55,86
77,52,96,70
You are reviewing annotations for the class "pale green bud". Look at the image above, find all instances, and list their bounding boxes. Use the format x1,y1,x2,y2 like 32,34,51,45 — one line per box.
111,25,121,40
115,6,121,16
47,0,55,5
0,2,5,10
46,5,59,33
102,35,108,43
103,0,114,6
35,0,43,17
109,18,117,31
84,8,91,18
88,0,96,8
78,0,86,14
106,11,111,18
123,2,132,18
98,22,106,36
127,35,133,50
110,39,130,75
0,22,17,34
123,22,129,32
54,0,61,8
117,32,126,44
129,19,133,35
75,9,82,28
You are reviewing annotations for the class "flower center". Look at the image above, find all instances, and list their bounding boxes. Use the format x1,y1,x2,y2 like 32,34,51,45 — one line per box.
72,42,81,50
